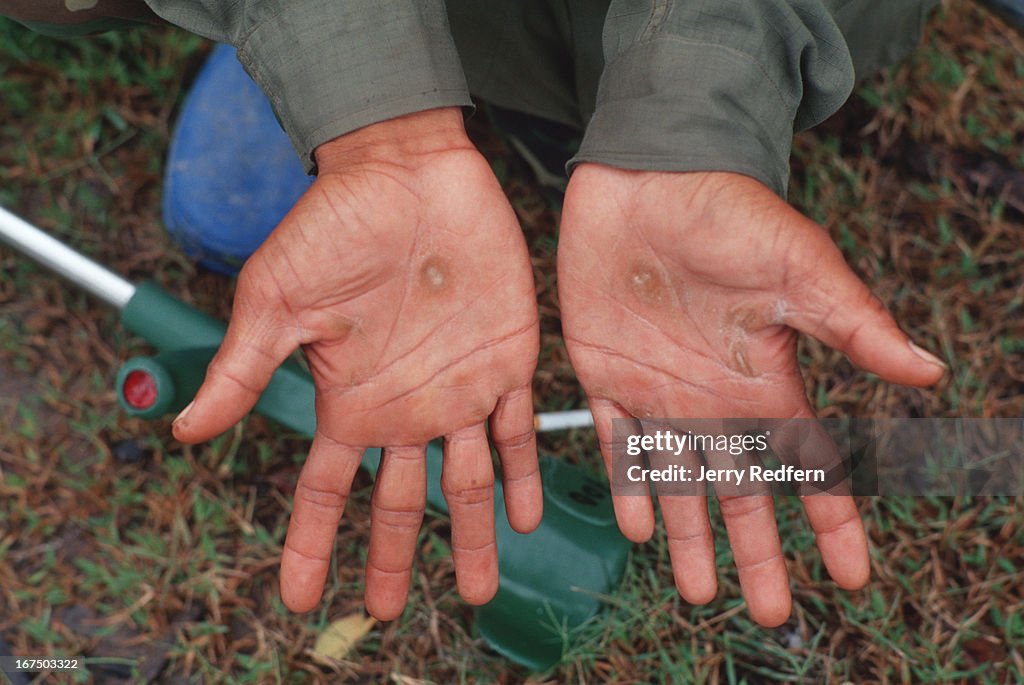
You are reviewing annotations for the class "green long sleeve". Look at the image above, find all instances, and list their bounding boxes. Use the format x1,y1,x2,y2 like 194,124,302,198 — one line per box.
570,0,939,196
142,0,473,174
2,0,941,189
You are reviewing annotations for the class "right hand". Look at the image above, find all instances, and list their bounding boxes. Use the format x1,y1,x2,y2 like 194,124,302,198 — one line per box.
172,108,543,619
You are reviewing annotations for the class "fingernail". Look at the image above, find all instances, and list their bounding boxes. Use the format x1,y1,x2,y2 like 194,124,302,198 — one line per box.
174,400,195,425
909,341,948,370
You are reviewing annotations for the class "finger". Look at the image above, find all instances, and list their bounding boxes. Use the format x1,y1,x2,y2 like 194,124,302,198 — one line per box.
591,398,655,542
490,386,542,533
365,445,426,620
694,419,789,625
717,494,791,627
173,270,298,443
802,495,869,590
280,435,362,613
661,496,718,603
784,241,946,388
442,423,498,605
771,412,870,590
647,428,717,604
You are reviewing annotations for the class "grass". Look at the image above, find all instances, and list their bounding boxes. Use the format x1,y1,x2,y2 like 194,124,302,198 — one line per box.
1,2,1023,683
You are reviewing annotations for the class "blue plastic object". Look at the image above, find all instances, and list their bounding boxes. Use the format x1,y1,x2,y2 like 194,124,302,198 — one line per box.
163,44,314,275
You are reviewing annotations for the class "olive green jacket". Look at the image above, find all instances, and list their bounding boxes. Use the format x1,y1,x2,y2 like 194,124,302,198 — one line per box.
1,0,939,195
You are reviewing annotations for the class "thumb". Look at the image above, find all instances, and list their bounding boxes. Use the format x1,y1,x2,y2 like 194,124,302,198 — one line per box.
172,275,299,443
784,241,947,388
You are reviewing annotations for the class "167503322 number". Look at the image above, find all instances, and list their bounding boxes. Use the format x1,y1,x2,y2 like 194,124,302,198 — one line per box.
1,657,83,672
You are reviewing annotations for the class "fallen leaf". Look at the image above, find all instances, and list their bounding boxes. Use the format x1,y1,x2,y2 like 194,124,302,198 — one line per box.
313,613,377,661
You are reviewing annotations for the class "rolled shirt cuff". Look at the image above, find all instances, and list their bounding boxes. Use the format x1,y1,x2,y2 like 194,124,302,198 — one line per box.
145,0,473,174
239,1,472,173
569,36,818,198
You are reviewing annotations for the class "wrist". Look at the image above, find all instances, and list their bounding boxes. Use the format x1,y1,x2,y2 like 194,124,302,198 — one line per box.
571,164,772,199
314,107,472,173
565,165,783,238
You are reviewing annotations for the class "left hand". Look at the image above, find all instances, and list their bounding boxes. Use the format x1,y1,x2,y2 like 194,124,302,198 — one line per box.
558,164,947,626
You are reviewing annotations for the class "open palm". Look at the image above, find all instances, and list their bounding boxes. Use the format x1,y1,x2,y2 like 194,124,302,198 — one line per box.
559,165,946,625
173,111,542,619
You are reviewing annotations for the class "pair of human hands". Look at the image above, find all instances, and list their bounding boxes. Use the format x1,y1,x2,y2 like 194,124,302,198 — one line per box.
171,107,946,626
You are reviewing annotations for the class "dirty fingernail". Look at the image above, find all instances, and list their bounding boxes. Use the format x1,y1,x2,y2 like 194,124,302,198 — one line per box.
909,341,947,370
